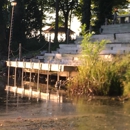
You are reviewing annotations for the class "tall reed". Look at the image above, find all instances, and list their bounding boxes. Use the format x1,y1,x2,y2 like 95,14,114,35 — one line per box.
68,33,130,96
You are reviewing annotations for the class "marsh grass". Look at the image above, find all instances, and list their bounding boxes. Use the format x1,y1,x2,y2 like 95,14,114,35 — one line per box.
68,33,130,97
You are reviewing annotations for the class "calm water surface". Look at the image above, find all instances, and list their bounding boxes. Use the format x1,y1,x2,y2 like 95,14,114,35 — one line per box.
0,79,130,129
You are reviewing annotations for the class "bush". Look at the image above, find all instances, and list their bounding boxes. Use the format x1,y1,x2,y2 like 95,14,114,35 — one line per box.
67,33,130,97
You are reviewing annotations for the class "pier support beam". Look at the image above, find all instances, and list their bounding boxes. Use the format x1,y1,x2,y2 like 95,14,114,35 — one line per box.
37,60,40,101
21,68,24,97
7,60,10,86
47,70,49,93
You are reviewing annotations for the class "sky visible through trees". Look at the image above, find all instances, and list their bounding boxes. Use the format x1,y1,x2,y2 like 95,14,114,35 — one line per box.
0,0,129,58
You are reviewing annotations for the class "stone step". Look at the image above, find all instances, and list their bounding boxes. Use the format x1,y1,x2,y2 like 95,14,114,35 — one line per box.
92,33,130,43
101,24,130,34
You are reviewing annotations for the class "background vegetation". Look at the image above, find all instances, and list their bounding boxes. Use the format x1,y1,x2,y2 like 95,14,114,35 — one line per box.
0,0,129,59
67,33,130,97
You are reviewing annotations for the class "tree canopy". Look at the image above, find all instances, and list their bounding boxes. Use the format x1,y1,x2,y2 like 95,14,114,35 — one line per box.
0,0,129,59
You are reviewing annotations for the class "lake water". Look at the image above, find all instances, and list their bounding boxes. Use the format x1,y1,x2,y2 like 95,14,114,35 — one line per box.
0,79,130,129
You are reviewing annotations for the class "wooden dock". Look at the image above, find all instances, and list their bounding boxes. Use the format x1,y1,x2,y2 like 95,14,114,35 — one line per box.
5,60,78,102
6,60,78,77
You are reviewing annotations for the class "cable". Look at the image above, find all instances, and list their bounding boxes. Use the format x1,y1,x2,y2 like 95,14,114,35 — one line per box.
21,42,48,53
11,48,19,52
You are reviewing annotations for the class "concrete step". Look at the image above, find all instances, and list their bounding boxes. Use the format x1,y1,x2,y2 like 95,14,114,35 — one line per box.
92,33,130,43
101,24,130,34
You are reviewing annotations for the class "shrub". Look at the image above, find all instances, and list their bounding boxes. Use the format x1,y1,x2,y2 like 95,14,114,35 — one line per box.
68,33,130,97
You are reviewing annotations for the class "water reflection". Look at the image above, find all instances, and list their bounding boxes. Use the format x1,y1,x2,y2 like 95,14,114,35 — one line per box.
0,91,76,119
0,78,130,130
1,90,130,119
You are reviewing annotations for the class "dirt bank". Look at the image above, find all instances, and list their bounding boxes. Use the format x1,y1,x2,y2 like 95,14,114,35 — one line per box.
0,112,130,130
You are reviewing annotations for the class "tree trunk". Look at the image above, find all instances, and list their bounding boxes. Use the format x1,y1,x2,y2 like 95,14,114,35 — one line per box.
54,0,59,47
81,0,91,32
0,4,8,57
65,12,69,43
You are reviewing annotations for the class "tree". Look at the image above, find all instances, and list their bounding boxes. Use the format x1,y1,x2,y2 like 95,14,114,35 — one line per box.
75,0,129,34
6,0,51,56
54,0,59,44
81,0,91,32
94,0,129,33
48,0,79,43
12,0,26,45
23,0,45,39
59,0,79,42
0,0,8,56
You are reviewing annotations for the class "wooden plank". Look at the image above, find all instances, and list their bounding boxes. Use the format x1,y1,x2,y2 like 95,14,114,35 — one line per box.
6,61,67,71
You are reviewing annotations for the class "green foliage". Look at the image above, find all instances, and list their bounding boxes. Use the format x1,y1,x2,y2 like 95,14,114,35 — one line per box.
119,55,130,96
51,42,59,51
24,38,47,51
23,0,47,39
93,0,129,32
76,0,129,33
68,33,130,97
77,33,109,95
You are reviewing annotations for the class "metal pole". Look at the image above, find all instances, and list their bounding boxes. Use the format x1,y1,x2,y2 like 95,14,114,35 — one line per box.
8,5,15,60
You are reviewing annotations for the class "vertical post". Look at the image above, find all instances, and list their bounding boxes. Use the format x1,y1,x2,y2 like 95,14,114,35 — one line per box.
14,67,17,86
14,59,17,97
56,64,60,96
37,61,40,91
8,5,14,60
29,69,32,100
37,60,40,91
8,1,17,60
21,68,24,88
21,59,24,98
14,60,17,87
29,59,32,88
57,71,59,81
46,63,50,94
7,60,10,86
6,92,9,113
47,70,49,93
37,60,40,101
57,64,60,81
19,43,21,61
48,35,51,53
29,60,32,100
29,70,31,88
67,28,69,44
21,68,24,98
17,93,19,108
